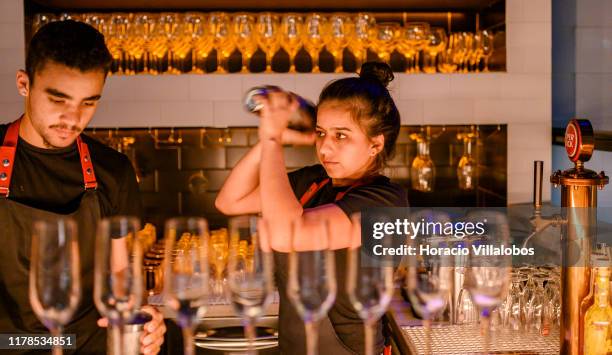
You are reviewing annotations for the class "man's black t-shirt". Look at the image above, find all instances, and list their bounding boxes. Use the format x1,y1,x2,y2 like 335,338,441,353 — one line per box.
0,123,142,217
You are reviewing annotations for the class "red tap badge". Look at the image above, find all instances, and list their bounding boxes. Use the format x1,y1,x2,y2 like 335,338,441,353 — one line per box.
565,119,594,163
565,120,580,161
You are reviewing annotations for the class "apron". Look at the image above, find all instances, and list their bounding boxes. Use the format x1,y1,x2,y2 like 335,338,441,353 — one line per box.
275,178,383,355
0,118,106,354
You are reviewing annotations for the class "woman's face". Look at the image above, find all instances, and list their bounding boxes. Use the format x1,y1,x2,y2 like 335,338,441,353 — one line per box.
315,103,381,183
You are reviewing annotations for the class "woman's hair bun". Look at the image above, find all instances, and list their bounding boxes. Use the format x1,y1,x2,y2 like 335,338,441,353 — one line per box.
359,61,394,88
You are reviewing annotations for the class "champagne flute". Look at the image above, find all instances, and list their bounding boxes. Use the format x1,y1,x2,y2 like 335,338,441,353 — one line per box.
94,216,143,355
373,23,400,64
347,13,376,72
30,218,81,355
347,213,394,355
233,13,258,73
288,217,336,355
256,12,281,73
210,12,235,73
464,212,511,352
405,210,453,355
163,217,209,355
302,13,327,73
280,13,304,73
324,13,351,73
227,216,275,354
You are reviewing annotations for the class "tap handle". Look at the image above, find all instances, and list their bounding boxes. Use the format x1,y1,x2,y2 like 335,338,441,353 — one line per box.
533,160,543,210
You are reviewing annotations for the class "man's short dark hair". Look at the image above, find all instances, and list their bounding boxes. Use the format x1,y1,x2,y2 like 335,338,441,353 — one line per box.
26,20,112,85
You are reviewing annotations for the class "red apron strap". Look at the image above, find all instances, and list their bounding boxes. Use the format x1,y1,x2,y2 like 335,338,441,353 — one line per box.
0,119,20,197
299,177,370,207
76,136,98,190
0,118,98,197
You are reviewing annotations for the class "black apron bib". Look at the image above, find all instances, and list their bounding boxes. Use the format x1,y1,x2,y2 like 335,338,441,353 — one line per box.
275,178,383,355
0,118,106,354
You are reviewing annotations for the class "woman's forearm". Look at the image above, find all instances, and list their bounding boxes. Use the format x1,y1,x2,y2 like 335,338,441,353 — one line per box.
259,139,303,220
215,142,262,213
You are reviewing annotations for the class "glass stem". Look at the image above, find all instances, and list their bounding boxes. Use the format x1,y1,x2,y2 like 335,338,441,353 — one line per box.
182,325,195,355
265,53,273,73
424,318,432,355
364,320,376,355
304,320,319,355
334,52,343,73
216,50,225,73
241,54,250,73
51,326,63,355
244,317,256,355
481,315,491,354
311,52,320,73
111,322,123,355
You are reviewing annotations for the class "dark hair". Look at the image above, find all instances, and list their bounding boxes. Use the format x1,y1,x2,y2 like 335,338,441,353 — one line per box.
318,62,401,174
26,20,112,85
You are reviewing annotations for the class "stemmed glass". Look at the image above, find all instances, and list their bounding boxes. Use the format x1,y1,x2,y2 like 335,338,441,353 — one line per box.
409,130,436,192
94,216,143,355
146,14,169,75
347,213,394,355
210,12,235,73
288,217,336,355
501,271,526,331
373,23,400,64
187,13,212,74
103,14,128,74
163,217,209,355
209,228,229,301
227,216,275,354
478,30,494,72
124,14,149,75
256,13,281,73
347,13,376,72
457,129,477,190
524,272,548,334
233,13,258,73
324,13,351,73
29,218,81,355
405,210,453,355
280,13,304,73
463,212,511,352
167,15,193,74
302,13,327,73
398,22,430,73
422,27,447,74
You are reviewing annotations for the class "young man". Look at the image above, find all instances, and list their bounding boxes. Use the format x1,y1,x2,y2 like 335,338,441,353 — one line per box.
0,20,165,354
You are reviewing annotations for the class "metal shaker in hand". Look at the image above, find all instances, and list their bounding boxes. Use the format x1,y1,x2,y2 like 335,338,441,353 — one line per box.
244,85,316,132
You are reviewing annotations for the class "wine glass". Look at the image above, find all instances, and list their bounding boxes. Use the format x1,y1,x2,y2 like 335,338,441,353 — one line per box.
397,22,430,73
233,13,258,73
210,12,235,73
422,27,447,74
347,213,394,355
29,218,81,355
302,13,327,73
124,14,149,75
187,13,211,74
478,30,494,72
288,217,336,355
502,271,526,331
256,12,281,73
94,216,143,355
373,22,400,64
457,130,477,191
347,13,376,73
167,15,193,74
146,14,169,75
409,132,436,192
227,216,275,355
280,13,304,73
209,228,229,301
464,212,511,352
103,14,128,74
163,217,209,355
405,210,453,355
324,13,351,73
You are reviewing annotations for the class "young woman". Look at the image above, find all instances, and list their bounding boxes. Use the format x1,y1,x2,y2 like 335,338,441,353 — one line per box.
216,62,408,355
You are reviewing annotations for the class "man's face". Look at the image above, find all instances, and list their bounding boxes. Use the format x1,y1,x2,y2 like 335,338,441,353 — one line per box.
20,61,105,148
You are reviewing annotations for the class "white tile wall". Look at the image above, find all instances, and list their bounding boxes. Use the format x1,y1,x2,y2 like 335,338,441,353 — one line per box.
0,0,553,204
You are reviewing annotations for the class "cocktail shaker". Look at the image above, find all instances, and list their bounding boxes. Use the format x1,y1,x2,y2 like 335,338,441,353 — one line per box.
243,85,316,132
